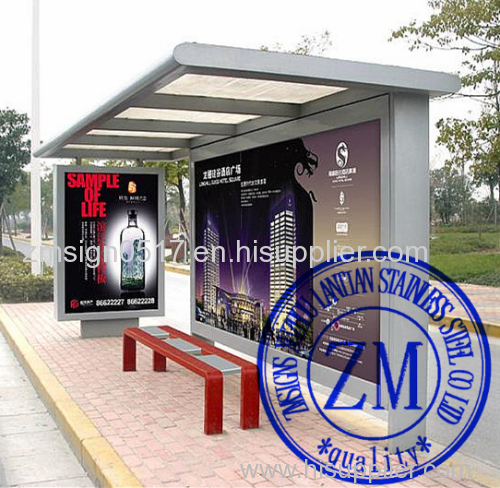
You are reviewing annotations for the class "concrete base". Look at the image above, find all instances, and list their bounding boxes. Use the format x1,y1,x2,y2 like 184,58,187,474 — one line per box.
80,318,139,338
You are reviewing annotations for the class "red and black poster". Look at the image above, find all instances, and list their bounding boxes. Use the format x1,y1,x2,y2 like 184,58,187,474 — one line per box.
61,168,161,315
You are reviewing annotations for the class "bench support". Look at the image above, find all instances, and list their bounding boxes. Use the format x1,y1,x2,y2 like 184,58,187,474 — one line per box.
153,351,167,372
241,367,260,429
123,334,136,371
205,374,223,435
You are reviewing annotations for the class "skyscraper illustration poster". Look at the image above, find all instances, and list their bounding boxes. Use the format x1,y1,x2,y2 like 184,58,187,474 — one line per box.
195,120,381,381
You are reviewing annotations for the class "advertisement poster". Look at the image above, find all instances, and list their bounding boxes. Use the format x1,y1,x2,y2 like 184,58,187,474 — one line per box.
62,168,160,315
195,120,381,382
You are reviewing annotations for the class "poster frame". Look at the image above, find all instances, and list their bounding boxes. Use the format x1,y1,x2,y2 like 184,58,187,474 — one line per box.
189,95,391,403
53,164,165,321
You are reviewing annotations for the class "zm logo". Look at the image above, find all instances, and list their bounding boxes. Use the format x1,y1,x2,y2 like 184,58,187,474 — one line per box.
335,141,349,168
324,341,422,411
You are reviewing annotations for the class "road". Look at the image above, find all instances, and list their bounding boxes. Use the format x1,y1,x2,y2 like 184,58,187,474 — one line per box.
4,236,499,468
2,237,54,268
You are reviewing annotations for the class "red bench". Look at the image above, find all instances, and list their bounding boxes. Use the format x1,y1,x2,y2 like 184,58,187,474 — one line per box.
122,325,260,435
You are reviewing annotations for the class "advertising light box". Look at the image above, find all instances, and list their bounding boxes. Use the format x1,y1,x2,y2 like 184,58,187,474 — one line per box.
54,166,165,321
194,120,380,382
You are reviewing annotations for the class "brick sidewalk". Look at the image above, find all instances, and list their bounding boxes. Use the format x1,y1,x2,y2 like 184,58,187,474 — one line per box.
0,303,488,488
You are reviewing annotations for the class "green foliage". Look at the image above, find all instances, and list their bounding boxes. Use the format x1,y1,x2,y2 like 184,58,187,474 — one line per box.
430,224,500,286
41,170,53,238
0,109,31,201
435,223,500,233
431,231,499,254
2,246,25,258
5,181,30,215
430,252,500,285
261,30,332,56
431,166,472,223
0,253,53,303
392,1,500,202
0,109,31,253
145,160,190,242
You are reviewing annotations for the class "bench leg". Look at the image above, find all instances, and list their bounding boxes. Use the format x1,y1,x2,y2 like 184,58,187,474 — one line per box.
153,351,167,372
205,375,223,435
241,367,260,429
123,335,136,372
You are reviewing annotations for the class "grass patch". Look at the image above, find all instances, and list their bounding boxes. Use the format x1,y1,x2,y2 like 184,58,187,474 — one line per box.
430,232,500,254
430,252,500,286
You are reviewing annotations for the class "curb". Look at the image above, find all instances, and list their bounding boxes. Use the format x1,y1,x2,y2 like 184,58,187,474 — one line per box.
432,315,500,340
0,308,142,488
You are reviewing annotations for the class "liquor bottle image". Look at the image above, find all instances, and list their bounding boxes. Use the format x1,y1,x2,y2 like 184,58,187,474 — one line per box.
120,209,145,290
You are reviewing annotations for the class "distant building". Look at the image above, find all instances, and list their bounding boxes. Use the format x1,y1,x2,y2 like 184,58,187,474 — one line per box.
203,218,220,318
269,194,296,319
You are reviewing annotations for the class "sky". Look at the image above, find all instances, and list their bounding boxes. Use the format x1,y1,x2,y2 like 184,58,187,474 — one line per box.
0,0,480,167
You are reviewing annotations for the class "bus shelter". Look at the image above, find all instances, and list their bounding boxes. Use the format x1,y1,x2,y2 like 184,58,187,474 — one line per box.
35,42,460,450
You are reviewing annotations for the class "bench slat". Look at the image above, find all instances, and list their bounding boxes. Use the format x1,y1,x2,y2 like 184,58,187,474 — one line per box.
164,338,202,354
197,355,241,375
140,326,170,338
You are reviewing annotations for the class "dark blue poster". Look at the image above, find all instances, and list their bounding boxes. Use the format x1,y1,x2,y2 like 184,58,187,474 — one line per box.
195,121,381,381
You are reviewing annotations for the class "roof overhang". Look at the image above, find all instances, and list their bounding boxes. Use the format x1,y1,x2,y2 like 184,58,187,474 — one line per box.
34,42,461,161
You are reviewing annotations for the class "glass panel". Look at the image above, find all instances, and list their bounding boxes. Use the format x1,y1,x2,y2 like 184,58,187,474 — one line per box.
88,130,198,138
117,108,258,124
65,144,176,152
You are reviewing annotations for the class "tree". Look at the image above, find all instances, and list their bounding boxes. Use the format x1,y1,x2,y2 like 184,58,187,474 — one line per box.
41,172,53,240
392,1,500,209
261,30,332,56
0,109,30,255
163,159,189,240
431,167,470,224
4,181,30,235
146,159,190,245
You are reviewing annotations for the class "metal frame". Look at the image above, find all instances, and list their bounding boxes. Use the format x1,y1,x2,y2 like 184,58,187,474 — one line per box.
53,164,165,321
190,95,390,403
190,93,430,449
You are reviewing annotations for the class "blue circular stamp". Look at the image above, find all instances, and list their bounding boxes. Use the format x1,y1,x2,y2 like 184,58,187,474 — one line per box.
257,251,491,484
